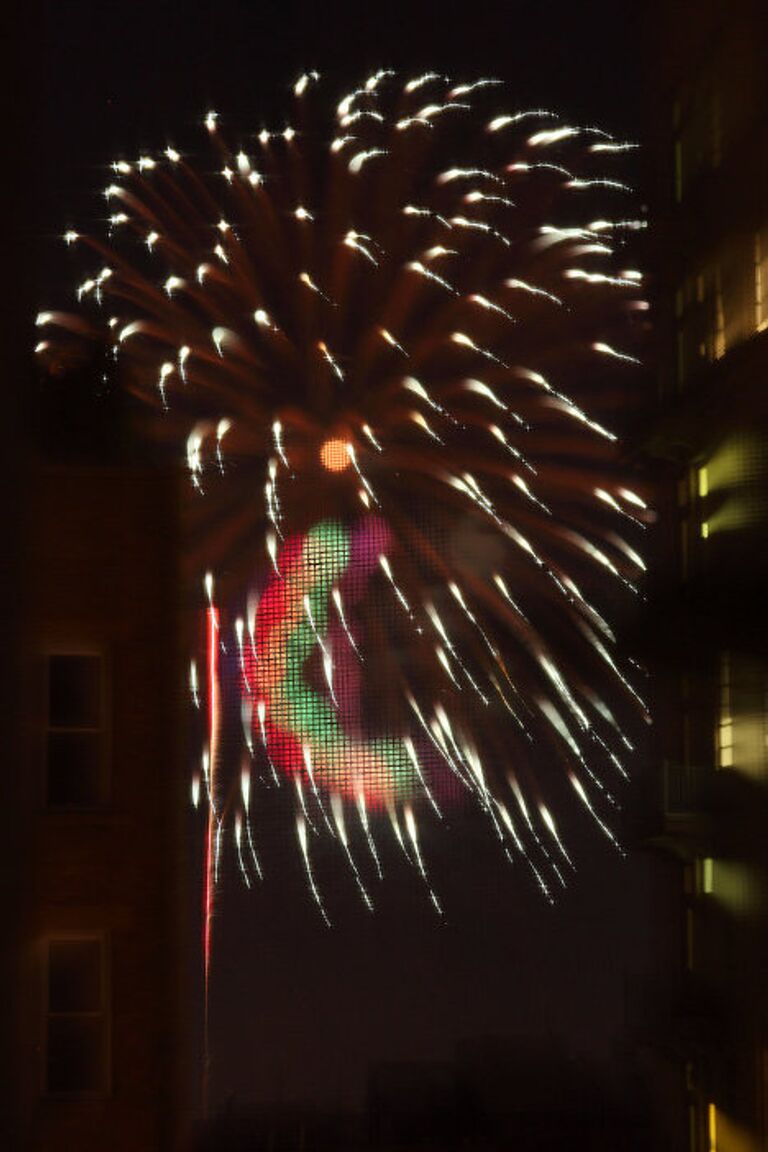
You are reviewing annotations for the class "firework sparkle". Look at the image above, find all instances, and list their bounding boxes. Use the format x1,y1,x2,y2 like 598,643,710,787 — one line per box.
38,70,649,922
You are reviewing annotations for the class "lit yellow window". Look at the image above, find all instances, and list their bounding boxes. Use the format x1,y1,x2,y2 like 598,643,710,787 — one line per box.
713,270,725,359
697,467,709,498
717,653,733,768
707,1101,717,1152
755,229,768,335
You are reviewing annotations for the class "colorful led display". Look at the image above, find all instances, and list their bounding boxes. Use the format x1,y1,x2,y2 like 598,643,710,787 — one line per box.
246,518,420,807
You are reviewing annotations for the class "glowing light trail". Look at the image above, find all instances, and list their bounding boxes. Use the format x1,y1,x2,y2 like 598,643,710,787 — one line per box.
39,69,647,926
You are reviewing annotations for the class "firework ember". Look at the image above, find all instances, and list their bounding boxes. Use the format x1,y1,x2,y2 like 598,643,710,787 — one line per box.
38,70,649,920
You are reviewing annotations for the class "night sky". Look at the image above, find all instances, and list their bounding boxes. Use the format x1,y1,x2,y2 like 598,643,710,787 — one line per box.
32,0,648,276
25,0,671,1116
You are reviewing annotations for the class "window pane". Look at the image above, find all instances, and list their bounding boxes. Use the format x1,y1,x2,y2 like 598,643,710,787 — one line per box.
49,940,102,1012
47,731,103,806
47,1017,105,1093
49,655,101,728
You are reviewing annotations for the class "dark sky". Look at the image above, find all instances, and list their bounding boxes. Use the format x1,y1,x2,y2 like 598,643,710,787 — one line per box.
32,0,648,258
208,800,673,1110
25,0,671,1116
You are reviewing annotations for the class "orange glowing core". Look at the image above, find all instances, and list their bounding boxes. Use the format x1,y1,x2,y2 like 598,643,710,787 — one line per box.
320,438,350,472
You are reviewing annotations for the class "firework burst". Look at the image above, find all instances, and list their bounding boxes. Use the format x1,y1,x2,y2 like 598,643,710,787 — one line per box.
38,70,649,921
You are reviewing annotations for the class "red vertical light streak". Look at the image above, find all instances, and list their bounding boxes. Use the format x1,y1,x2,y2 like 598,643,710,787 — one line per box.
203,601,220,1108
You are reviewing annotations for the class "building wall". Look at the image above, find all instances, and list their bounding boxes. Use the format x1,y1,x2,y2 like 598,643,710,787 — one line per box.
12,464,190,1150
644,2,768,1149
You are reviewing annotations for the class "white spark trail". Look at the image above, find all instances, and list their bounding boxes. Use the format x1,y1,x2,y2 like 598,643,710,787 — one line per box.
356,793,383,879
331,794,373,910
404,806,443,914
404,737,442,816
234,814,252,889
297,815,331,925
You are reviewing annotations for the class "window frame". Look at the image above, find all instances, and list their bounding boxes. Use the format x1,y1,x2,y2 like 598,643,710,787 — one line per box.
44,648,111,810
43,931,111,1098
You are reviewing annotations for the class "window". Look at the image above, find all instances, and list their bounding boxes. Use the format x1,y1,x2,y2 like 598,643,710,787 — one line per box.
695,266,725,363
46,654,106,806
46,936,108,1094
675,233,764,385
698,467,710,540
717,653,733,768
720,240,755,352
707,1102,717,1152
755,228,768,333
713,271,725,360
678,465,712,572
697,467,709,500
695,857,714,895
714,651,768,780
674,265,724,387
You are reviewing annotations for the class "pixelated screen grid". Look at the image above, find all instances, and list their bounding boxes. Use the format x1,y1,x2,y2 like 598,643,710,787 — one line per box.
211,512,477,817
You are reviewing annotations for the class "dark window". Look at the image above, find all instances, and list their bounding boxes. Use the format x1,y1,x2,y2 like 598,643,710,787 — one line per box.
49,655,101,728
46,655,106,806
46,938,108,1094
